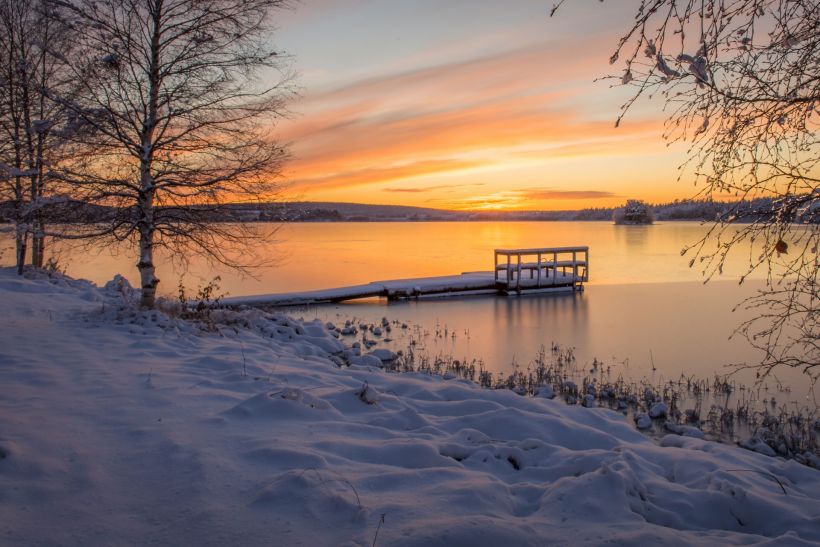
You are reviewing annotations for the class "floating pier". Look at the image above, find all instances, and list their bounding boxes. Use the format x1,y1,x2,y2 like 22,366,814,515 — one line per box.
224,246,589,307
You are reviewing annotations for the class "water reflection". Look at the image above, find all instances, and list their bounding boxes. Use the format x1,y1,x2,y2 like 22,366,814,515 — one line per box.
615,225,650,250
310,280,815,405
491,291,589,351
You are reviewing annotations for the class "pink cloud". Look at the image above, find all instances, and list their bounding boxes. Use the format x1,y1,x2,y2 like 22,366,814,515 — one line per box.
277,35,667,196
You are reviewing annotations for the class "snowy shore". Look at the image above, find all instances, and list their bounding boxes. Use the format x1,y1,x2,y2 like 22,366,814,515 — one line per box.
1,269,819,546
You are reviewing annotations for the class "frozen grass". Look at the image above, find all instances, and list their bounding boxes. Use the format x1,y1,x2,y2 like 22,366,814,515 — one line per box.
329,315,819,467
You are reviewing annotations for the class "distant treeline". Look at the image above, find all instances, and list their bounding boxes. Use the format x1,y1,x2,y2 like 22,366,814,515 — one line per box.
1,197,815,224
466,198,809,222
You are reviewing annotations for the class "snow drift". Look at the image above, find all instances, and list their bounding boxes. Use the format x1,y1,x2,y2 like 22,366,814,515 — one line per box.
0,268,818,546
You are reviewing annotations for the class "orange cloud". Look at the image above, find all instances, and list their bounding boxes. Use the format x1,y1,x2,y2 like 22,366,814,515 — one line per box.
278,37,674,208
519,188,617,200
432,188,618,211
287,159,483,189
383,183,485,193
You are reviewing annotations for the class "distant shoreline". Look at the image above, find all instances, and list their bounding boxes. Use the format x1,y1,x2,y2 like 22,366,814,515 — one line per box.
264,218,708,223
2,198,811,224
0,218,737,225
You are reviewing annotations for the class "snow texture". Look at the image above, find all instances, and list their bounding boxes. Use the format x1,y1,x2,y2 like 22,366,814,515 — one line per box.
1,268,819,546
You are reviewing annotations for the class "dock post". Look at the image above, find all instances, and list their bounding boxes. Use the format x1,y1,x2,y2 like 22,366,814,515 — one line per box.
506,254,511,288
516,254,522,291
572,250,577,282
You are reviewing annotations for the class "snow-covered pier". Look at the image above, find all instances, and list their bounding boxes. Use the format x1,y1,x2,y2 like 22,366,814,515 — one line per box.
224,246,589,307
494,246,588,290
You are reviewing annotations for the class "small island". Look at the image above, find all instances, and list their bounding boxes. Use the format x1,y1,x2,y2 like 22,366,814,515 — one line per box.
613,199,655,225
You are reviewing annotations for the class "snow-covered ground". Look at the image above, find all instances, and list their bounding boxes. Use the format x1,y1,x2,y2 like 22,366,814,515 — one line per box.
1,269,819,546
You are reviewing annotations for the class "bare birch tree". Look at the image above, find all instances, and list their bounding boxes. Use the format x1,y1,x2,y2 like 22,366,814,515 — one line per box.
554,1,819,380
52,0,292,307
0,0,73,273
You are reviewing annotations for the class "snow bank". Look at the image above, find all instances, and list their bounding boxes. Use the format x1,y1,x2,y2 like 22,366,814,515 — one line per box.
1,268,819,546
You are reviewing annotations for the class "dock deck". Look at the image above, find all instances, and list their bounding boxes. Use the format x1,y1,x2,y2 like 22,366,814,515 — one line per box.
224,246,589,307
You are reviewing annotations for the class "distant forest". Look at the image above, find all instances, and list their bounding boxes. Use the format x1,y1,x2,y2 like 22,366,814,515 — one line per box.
0,197,815,224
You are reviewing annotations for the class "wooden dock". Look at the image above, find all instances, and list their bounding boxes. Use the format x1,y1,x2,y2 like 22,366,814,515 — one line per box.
495,246,588,290
224,246,589,307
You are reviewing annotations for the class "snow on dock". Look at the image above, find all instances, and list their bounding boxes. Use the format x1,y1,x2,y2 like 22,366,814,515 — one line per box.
494,246,588,290
225,247,589,307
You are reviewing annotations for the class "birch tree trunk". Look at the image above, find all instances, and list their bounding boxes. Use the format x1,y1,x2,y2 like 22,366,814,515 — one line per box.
135,1,163,308
137,225,158,308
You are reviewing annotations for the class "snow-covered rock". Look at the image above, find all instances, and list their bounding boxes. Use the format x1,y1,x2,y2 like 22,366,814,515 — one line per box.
649,401,668,418
103,274,133,294
664,422,706,439
368,348,397,362
535,385,555,399
349,354,382,368
739,436,778,457
635,412,652,429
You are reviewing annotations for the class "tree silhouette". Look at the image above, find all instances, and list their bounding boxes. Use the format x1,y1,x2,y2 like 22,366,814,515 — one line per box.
54,0,293,307
554,0,818,379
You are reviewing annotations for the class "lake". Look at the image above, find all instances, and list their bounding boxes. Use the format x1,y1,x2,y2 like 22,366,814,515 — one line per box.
2,221,815,405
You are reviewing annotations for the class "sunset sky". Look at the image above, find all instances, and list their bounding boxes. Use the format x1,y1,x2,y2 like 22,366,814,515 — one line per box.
273,0,691,211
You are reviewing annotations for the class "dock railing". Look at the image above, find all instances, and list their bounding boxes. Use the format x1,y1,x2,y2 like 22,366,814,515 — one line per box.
494,247,589,291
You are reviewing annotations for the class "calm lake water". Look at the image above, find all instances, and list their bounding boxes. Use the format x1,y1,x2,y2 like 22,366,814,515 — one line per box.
2,221,815,404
